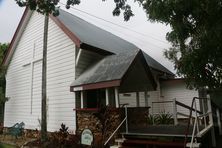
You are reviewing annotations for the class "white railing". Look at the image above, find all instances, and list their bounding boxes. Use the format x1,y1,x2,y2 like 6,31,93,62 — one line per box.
151,98,210,126
187,97,214,148
151,100,177,125
151,99,196,125
151,97,217,147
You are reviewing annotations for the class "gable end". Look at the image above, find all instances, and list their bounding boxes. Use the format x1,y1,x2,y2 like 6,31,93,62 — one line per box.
2,8,32,66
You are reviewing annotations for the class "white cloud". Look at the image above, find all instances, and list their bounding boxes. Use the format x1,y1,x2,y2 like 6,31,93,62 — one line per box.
0,0,24,43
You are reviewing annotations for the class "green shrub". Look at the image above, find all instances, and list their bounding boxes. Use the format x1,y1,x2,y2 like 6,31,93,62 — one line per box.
147,112,173,125
147,114,158,125
156,112,174,125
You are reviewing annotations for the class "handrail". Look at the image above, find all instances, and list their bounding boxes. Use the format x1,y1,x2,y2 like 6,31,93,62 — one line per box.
150,97,217,148
151,99,199,125
152,101,173,104
190,100,199,147
198,111,211,118
104,105,128,146
73,108,99,111
184,97,211,148
190,113,198,147
184,97,200,147
104,116,127,146
176,101,202,114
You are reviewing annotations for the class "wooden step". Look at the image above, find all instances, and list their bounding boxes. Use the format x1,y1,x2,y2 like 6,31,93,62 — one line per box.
115,138,125,143
123,139,185,147
109,138,126,148
122,125,205,138
186,142,201,148
115,138,125,147
110,145,121,148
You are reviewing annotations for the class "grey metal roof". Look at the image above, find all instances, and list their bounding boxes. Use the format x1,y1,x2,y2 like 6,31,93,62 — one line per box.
58,9,174,82
71,51,138,86
142,52,174,75
58,9,138,54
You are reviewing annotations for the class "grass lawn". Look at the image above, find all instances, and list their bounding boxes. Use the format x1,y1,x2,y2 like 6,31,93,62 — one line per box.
0,143,16,148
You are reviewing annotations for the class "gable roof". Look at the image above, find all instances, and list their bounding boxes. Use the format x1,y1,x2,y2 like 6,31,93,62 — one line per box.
71,50,157,91
71,50,138,88
56,9,174,75
3,8,174,77
142,53,173,75
57,9,138,54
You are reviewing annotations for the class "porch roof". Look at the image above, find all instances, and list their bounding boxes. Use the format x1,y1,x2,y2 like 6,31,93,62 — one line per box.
71,50,157,92
70,51,138,91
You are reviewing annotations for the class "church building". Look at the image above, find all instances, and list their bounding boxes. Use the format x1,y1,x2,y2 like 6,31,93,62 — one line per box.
2,8,199,134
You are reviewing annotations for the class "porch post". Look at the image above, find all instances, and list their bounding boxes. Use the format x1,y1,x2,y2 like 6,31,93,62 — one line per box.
105,88,109,106
80,91,84,109
173,98,178,125
144,91,148,107
136,92,140,107
216,108,222,135
115,87,119,108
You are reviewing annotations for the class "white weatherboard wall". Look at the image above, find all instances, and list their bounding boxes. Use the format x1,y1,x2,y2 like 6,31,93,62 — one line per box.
119,79,199,117
160,80,199,117
5,12,76,133
119,91,159,108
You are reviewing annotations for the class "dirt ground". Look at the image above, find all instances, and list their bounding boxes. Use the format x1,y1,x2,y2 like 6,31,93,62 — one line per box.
0,134,36,147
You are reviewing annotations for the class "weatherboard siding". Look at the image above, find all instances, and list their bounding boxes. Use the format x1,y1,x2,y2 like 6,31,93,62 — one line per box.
160,80,199,117
119,91,160,108
5,12,76,133
5,12,44,129
119,80,199,117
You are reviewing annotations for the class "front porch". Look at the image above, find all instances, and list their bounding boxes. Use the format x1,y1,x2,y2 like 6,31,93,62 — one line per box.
74,105,150,147
73,90,222,147
72,78,154,138
70,50,159,146
69,50,222,147
121,97,222,148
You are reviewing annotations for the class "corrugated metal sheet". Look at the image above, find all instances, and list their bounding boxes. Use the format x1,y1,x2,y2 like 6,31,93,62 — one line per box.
71,51,138,86
58,10,174,76
58,10,137,54
58,9,174,86
142,52,174,75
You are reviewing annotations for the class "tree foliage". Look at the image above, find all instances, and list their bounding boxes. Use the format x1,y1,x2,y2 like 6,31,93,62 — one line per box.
139,0,222,89
0,43,8,103
15,0,134,21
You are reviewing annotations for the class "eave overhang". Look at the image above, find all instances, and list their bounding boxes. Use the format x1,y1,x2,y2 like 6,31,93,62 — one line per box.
70,79,121,92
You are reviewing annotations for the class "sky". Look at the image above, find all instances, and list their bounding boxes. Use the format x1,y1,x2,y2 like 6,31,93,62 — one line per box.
0,0,175,73
0,0,24,42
